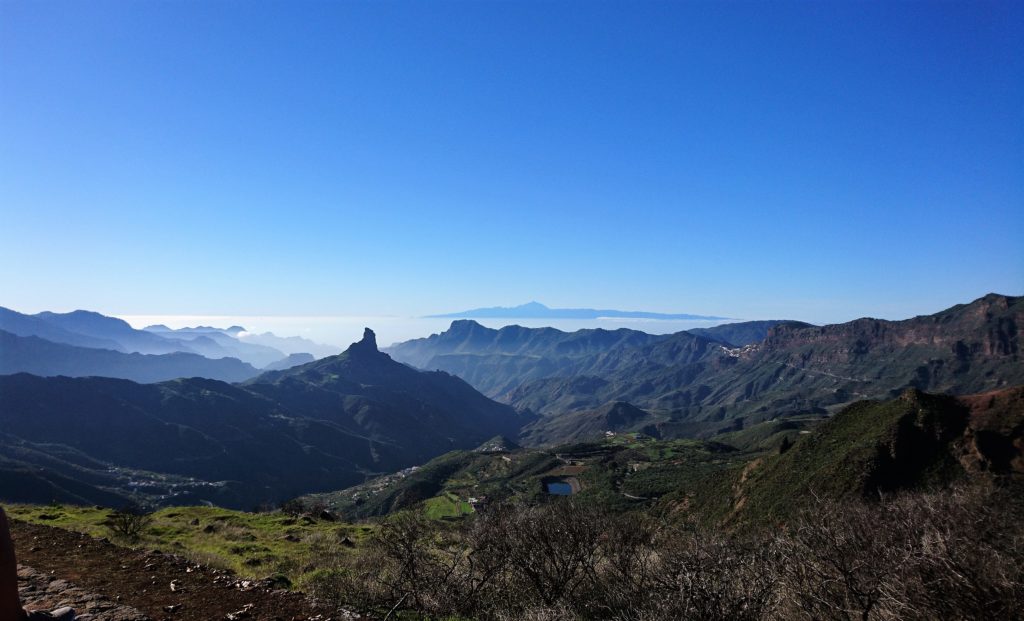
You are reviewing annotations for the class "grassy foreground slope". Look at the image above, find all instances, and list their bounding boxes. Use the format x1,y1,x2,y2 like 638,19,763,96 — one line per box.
6,504,370,588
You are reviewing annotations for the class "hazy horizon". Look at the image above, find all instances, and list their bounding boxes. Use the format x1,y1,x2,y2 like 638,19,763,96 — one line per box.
108,288,1012,348
5,287,1019,349
113,313,740,350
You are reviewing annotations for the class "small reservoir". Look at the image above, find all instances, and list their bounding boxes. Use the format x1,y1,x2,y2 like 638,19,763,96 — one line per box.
543,476,580,496
546,481,573,495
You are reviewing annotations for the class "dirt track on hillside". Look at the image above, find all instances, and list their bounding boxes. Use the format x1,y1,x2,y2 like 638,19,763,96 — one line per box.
10,520,346,621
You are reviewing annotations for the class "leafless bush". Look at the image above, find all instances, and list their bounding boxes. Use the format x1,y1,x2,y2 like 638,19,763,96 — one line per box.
104,505,152,541
777,483,1024,620
308,483,1023,621
883,483,1023,620
778,498,914,620
646,530,781,621
500,501,606,612
588,513,662,618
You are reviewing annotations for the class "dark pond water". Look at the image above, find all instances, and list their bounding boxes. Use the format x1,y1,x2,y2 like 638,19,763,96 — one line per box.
546,481,573,495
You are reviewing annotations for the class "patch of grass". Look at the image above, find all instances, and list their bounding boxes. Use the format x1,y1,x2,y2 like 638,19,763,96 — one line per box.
422,493,474,519
6,503,374,586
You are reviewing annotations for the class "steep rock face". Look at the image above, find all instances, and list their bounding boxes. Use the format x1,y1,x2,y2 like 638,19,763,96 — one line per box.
760,294,1020,363
740,294,1023,403
955,386,1024,475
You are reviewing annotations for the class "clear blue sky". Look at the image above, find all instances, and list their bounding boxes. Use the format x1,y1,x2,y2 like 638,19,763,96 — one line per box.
1,0,1021,325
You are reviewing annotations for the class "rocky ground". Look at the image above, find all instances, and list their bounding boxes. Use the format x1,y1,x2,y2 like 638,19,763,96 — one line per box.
19,564,149,620
11,520,356,621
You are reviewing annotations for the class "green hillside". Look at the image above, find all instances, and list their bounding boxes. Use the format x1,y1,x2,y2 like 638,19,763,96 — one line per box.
298,386,1024,530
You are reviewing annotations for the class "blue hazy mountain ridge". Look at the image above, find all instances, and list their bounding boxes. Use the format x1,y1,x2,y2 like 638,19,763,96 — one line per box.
238,332,339,358
32,310,203,355
146,325,339,359
1,306,278,362
0,306,125,351
140,328,284,367
146,324,246,336
0,306,319,374
426,301,729,320
0,329,261,383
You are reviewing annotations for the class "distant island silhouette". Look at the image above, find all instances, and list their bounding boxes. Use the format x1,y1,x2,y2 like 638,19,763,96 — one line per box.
425,301,729,321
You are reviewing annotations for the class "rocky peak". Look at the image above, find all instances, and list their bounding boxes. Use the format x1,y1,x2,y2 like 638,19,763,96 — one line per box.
346,328,378,355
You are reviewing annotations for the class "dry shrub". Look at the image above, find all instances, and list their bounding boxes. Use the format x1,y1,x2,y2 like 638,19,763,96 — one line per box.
310,482,1023,621
104,505,152,541
778,482,1024,620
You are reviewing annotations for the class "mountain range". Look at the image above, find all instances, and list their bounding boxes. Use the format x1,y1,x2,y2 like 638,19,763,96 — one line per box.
0,306,338,381
426,301,728,320
146,324,339,359
390,294,1023,441
0,329,528,509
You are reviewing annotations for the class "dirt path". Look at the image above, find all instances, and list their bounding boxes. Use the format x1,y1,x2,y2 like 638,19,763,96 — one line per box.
10,520,348,621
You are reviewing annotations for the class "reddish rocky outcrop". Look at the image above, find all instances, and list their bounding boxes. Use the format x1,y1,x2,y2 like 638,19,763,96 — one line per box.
955,386,1024,475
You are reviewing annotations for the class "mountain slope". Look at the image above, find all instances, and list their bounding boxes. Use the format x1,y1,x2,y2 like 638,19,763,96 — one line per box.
261,352,315,371
714,385,1024,526
0,330,261,383
519,401,657,446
